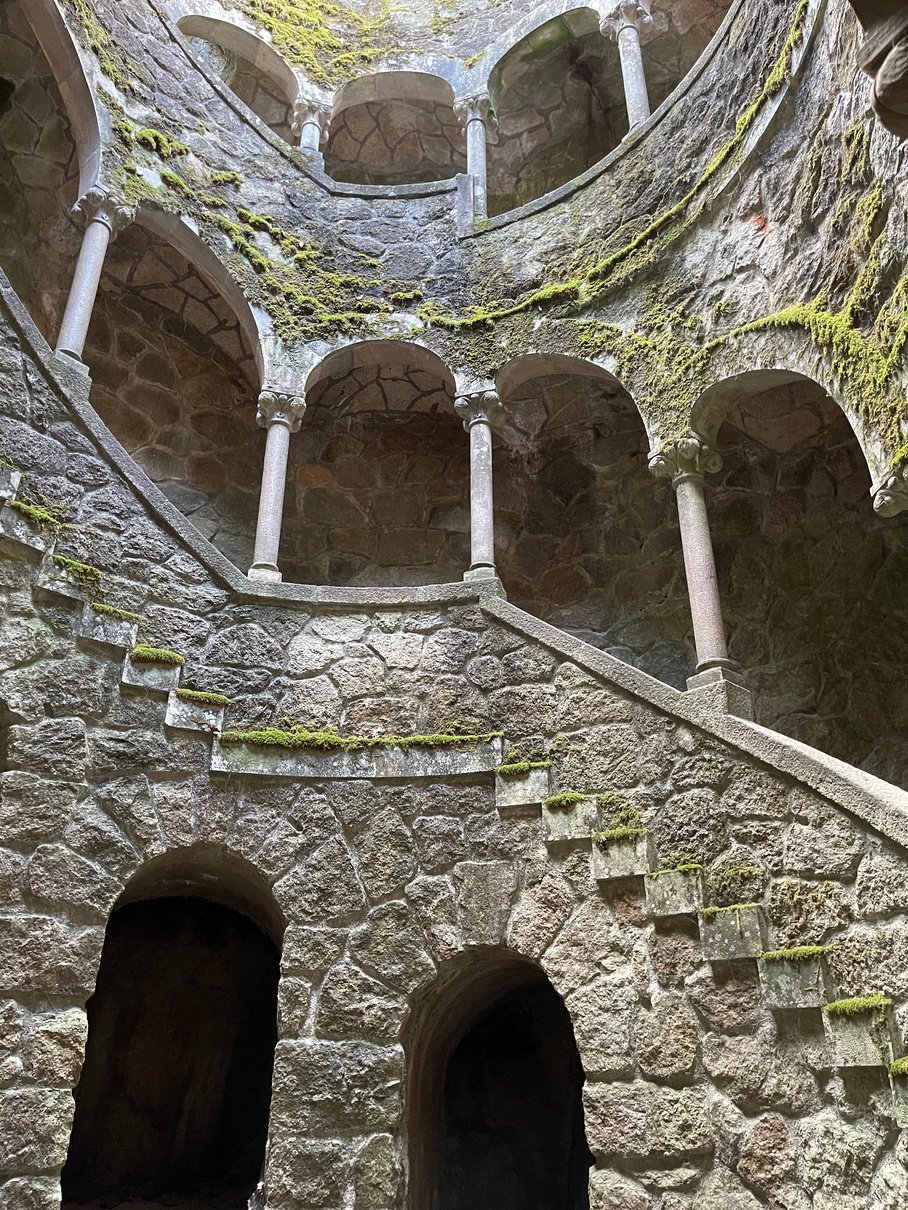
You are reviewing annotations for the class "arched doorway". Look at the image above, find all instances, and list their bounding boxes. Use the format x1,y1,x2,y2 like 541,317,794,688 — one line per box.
409,954,593,1210
62,884,281,1209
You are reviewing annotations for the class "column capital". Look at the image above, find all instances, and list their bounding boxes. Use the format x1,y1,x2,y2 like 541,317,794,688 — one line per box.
454,92,497,131
292,99,330,143
873,465,908,516
648,433,722,481
600,0,653,38
256,389,307,432
454,389,504,431
74,186,135,235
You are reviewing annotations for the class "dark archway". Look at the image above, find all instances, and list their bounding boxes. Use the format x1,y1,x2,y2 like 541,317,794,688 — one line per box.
62,896,280,1210
408,954,592,1210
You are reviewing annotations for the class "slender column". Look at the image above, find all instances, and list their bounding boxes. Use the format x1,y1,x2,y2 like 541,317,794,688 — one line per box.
292,100,330,153
873,465,908,516
454,388,504,579
56,187,134,361
249,390,307,582
601,1,653,129
454,93,495,221
650,435,741,687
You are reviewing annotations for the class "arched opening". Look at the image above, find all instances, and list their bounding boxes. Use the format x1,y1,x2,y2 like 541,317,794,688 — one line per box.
282,342,467,585
485,0,734,214
697,371,908,784
62,852,283,1210
0,0,82,341
495,356,690,686
325,72,466,185
178,16,298,144
408,953,592,1210
83,219,262,570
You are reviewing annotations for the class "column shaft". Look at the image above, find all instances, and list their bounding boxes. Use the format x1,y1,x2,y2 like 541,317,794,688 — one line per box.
674,472,729,672
469,418,495,571
465,116,489,220
616,22,651,128
299,118,323,152
250,419,292,580
55,217,113,361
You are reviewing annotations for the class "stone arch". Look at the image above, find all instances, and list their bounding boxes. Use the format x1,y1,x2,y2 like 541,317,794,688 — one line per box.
83,212,265,572
177,13,300,143
324,71,466,186
283,340,465,585
61,845,283,1209
494,353,689,686
690,368,908,784
406,948,593,1210
0,0,85,342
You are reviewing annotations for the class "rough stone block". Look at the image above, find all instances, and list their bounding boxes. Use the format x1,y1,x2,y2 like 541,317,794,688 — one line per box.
266,1135,350,1207
453,860,518,946
121,654,181,697
495,765,550,815
211,736,502,780
758,956,829,1010
32,559,84,604
0,504,51,562
76,604,139,655
822,1007,895,1069
0,1088,73,1172
700,905,766,961
269,1040,403,1133
0,467,22,502
0,916,103,996
583,1080,712,1161
645,868,704,917
7,719,86,781
591,833,650,881
543,795,598,845
164,691,224,733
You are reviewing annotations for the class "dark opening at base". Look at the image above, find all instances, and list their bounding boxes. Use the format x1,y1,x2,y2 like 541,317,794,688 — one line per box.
62,897,280,1210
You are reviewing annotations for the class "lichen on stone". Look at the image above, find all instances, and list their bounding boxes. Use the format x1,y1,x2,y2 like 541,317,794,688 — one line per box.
130,644,185,666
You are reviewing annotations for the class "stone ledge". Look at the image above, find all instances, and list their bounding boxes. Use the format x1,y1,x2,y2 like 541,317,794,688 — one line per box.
210,737,503,780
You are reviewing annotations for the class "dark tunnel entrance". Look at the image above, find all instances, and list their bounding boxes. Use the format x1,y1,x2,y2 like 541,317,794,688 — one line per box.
62,896,280,1210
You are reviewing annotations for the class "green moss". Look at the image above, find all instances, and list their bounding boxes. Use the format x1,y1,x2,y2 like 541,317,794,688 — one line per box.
9,499,66,532
890,1057,908,1077
593,825,647,846
651,856,703,878
544,791,588,810
497,760,552,777
210,170,243,186
130,644,185,666
235,0,394,87
220,723,502,750
825,993,892,1017
52,554,102,590
136,128,190,158
161,170,193,197
706,863,765,909
701,902,761,918
90,601,142,624
64,0,150,92
176,687,233,708
389,290,424,305
761,944,834,962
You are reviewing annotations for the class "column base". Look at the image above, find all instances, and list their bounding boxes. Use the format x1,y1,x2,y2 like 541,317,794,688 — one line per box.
463,565,497,582
248,563,282,582
685,665,753,721
53,349,90,373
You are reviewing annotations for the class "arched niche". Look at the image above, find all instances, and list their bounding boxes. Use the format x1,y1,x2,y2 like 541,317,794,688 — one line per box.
0,0,83,343
178,15,298,144
280,341,466,586
495,355,691,687
83,218,263,572
406,950,593,1210
325,72,466,185
696,370,908,784
62,848,283,1210
484,0,735,214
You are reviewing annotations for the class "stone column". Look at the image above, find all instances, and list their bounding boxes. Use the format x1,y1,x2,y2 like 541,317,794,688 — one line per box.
649,435,743,689
455,389,504,579
455,93,494,220
55,187,134,362
601,1,653,129
873,465,908,516
292,100,330,153
249,390,306,582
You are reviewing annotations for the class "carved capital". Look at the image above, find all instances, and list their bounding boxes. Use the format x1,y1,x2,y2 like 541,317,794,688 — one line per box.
454,389,504,431
648,433,722,481
292,100,330,144
74,186,134,235
256,389,307,432
600,0,653,38
855,6,908,138
454,92,497,132
873,465,908,517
